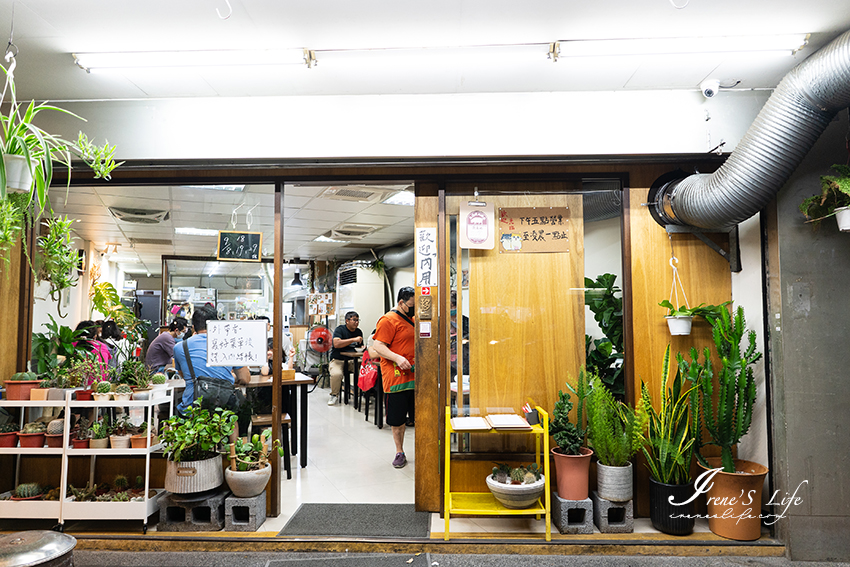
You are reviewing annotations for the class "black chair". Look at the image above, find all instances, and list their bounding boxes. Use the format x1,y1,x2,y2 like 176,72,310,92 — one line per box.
360,370,384,429
250,413,292,479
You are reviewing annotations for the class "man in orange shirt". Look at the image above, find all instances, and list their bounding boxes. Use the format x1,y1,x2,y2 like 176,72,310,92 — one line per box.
371,286,416,468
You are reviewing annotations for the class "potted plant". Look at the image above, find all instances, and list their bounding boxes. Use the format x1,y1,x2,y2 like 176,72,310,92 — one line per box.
66,356,107,400
485,462,546,509
71,417,91,449
223,428,284,497
4,371,40,400
639,345,706,535
30,314,85,375
690,305,767,541
112,383,132,402
29,379,52,400
0,422,19,447
120,359,150,390
93,380,112,401
584,273,625,397
160,400,237,494
799,164,850,231
549,369,593,501
33,215,79,314
44,418,65,447
586,374,648,503
89,417,110,449
658,300,731,336
149,372,168,392
17,421,46,447
130,421,157,449
109,414,132,448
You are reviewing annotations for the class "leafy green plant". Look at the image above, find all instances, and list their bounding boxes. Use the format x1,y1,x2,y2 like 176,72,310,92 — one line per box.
799,164,850,228
119,359,150,387
586,374,648,467
66,355,108,389
658,299,731,327
160,400,237,462
584,274,624,397
550,369,590,455
31,314,86,374
34,215,79,316
694,306,762,473
639,345,705,485
90,418,110,440
0,194,25,265
225,429,284,471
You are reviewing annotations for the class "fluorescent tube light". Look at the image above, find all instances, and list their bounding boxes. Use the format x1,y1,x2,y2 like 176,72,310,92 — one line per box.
314,235,348,243
73,49,305,71
175,227,219,237
111,257,141,263
181,185,245,192
382,191,415,206
559,34,809,58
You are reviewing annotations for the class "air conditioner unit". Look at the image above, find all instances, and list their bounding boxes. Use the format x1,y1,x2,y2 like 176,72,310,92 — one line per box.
319,186,388,203
336,264,385,334
325,223,381,241
109,207,170,224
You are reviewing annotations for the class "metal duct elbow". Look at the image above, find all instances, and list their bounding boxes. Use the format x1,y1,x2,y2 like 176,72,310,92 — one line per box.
380,243,415,268
652,29,850,229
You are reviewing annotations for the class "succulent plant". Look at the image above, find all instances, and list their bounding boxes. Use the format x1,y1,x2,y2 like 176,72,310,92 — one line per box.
14,483,42,498
151,373,167,385
0,423,20,433
47,419,64,435
113,474,129,490
510,467,526,484
38,379,52,388
491,462,542,485
135,475,144,490
115,383,132,395
21,422,47,434
70,483,97,502
96,380,112,394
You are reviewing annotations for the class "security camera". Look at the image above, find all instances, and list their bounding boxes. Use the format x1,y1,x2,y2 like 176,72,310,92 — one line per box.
700,79,720,99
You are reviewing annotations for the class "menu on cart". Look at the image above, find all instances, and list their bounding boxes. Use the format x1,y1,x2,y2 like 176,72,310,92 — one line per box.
450,416,492,431
485,414,533,430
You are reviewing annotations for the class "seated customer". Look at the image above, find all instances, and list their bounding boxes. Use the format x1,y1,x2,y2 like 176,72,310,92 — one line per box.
172,306,251,434
145,317,188,373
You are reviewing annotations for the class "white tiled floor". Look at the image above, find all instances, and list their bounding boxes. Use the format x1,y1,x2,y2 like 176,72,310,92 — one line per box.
258,385,415,532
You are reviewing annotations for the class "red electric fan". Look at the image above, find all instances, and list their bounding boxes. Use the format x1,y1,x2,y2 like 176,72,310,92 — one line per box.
307,325,333,353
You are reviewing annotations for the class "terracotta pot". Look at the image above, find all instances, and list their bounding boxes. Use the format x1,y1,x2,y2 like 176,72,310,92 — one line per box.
225,464,272,498
597,461,633,502
75,389,94,401
71,438,90,449
17,432,45,447
5,380,41,401
551,446,593,501
130,434,149,449
44,433,65,448
649,478,695,535
0,431,18,447
698,457,768,541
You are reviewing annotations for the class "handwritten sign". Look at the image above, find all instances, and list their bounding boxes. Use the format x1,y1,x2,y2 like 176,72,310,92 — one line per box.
206,320,266,367
416,228,438,287
498,207,570,254
217,231,262,262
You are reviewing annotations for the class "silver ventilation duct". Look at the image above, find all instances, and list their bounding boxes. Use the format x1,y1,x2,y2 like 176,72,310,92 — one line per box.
651,29,850,230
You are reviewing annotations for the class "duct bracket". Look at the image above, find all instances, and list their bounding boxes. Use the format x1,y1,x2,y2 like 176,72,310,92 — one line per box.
664,225,741,273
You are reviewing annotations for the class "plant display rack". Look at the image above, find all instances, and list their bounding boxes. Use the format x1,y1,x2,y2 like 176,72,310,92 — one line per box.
0,387,174,532
443,406,551,541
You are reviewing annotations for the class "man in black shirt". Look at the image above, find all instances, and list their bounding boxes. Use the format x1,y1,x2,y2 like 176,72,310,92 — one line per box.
328,311,364,406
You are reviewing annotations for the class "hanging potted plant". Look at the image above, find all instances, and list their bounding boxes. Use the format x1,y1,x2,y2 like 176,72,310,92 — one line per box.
160,400,237,494
688,305,767,541
799,164,850,231
549,369,593,501
639,345,706,535
586,375,647,503
223,429,284,497
658,300,731,336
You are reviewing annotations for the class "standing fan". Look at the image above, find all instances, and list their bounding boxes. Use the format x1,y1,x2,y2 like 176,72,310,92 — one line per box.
304,325,332,384
307,325,333,353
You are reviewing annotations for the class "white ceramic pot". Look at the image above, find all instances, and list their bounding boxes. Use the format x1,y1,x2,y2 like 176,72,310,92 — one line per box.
485,474,546,509
665,316,693,336
112,393,131,402
132,388,152,400
3,154,33,192
224,464,272,498
93,393,111,402
165,455,224,494
597,461,633,502
109,434,131,449
835,206,850,232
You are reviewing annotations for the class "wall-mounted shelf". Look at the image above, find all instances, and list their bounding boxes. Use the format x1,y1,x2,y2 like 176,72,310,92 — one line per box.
665,224,741,272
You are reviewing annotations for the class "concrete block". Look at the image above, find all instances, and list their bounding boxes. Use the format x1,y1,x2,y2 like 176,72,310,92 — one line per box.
225,491,267,532
157,487,230,532
551,491,594,534
591,490,633,533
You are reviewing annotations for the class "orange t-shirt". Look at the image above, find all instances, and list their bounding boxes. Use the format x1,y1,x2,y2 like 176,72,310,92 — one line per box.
373,310,415,393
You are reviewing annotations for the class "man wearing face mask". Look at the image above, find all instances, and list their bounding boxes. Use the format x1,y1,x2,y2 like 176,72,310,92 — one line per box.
145,317,188,373
371,286,416,468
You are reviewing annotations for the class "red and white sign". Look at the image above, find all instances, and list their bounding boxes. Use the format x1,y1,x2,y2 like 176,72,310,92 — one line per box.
421,287,431,296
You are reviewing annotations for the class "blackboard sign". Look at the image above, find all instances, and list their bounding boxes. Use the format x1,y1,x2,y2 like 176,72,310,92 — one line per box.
217,231,263,262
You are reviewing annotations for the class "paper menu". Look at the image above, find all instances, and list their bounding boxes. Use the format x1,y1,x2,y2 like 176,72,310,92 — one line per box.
450,417,492,431
485,414,533,430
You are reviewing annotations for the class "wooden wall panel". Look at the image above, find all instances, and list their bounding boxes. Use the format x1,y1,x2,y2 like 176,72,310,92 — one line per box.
0,239,24,382
627,186,731,517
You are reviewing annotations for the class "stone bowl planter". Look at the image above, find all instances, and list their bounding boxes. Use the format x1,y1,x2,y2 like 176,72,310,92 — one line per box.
109,434,131,449
485,474,546,509
224,464,272,498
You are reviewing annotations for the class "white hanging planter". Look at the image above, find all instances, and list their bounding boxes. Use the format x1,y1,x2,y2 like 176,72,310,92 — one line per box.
3,154,34,193
666,315,693,336
835,206,850,232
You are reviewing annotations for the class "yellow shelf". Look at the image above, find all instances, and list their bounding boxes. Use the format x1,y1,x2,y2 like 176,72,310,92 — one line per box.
448,492,545,516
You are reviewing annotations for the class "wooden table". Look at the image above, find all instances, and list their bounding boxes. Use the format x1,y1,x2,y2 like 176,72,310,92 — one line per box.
247,372,314,469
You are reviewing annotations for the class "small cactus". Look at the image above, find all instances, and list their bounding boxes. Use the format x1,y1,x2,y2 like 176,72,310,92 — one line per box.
135,475,144,489
151,373,167,385
510,467,526,484
113,475,129,490
115,384,132,395
22,421,47,434
0,423,20,433
47,419,64,435
523,471,537,484
14,483,42,498
39,380,52,388
96,381,112,394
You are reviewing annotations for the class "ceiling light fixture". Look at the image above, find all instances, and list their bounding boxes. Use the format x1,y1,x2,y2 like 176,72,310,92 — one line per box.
313,235,348,243
73,49,305,72
558,34,809,58
175,227,219,237
382,191,415,206
181,184,245,192
290,271,303,286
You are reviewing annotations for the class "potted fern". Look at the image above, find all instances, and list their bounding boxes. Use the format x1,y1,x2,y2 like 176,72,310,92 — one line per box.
586,374,648,503
549,369,593,501
799,164,850,231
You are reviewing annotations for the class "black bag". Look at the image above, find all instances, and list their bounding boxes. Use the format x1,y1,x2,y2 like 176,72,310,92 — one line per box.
182,340,245,411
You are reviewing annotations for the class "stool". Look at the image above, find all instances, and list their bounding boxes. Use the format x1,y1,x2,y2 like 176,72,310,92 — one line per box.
158,486,230,532
250,413,292,479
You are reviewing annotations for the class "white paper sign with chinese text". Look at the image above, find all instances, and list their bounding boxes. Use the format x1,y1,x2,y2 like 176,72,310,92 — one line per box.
206,320,266,367
459,201,495,250
415,228,438,287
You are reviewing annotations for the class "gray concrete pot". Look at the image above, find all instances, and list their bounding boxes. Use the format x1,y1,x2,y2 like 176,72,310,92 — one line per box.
597,462,633,502
224,464,272,498
165,455,224,494
485,474,545,509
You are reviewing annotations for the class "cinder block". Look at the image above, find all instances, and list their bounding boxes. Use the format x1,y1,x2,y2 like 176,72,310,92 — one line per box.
157,487,230,532
551,491,594,534
225,491,267,532
591,490,633,533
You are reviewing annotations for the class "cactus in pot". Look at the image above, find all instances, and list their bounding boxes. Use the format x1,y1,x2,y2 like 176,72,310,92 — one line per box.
115,384,132,395
22,421,47,434
96,381,112,394
151,373,167,385
14,483,43,498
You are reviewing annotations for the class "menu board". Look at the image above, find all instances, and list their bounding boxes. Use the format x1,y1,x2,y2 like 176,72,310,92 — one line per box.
206,320,266,367
498,207,570,254
217,231,262,262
